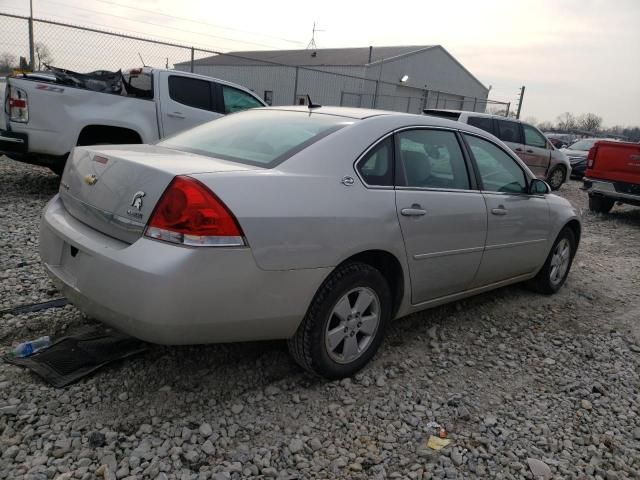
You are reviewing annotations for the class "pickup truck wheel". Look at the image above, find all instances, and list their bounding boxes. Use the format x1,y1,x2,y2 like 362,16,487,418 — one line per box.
546,166,566,190
287,262,391,379
528,227,576,294
588,195,614,214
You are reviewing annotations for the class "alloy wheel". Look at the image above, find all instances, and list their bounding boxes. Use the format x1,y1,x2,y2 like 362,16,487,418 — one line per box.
324,287,380,364
549,238,571,286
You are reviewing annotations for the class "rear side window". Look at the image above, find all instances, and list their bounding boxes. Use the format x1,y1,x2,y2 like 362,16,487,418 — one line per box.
222,85,264,114
168,76,212,110
357,137,393,186
467,116,494,135
523,124,548,148
159,110,351,167
397,129,470,190
496,120,523,144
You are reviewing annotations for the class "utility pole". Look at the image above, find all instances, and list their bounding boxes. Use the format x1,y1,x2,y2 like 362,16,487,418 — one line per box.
515,85,526,119
28,0,35,70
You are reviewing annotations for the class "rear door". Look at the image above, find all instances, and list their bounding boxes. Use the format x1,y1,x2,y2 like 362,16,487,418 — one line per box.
520,123,552,178
495,119,526,160
393,128,487,304
158,71,223,137
462,133,550,286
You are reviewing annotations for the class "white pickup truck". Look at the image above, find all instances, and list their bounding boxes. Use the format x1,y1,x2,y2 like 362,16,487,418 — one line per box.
1,67,266,174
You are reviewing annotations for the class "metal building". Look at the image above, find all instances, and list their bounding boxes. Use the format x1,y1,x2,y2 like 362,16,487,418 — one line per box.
175,45,489,114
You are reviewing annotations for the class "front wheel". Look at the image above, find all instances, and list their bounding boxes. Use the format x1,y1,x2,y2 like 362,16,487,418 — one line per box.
288,262,391,379
546,166,566,190
527,227,576,294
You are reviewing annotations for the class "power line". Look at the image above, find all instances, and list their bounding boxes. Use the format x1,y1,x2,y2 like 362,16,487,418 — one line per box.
36,0,290,50
90,0,304,46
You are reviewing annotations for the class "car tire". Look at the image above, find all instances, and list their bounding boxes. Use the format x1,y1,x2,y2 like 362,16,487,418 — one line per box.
527,227,576,294
288,262,392,379
546,166,566,190
588,195,614,214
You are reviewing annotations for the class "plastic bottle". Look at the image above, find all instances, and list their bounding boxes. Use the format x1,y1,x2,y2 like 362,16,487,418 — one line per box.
11,336,51,358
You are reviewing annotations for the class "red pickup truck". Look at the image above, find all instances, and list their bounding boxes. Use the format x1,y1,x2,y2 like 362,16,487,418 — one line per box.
583,140,640,213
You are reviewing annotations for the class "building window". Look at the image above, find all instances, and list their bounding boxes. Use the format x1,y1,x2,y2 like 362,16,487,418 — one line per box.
264,90,273,106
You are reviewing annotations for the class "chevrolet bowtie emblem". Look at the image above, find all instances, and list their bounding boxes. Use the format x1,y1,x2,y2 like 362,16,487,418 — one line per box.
84,174,98,186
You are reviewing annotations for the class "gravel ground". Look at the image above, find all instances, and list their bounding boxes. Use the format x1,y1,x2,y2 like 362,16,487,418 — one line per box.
1,156,639,480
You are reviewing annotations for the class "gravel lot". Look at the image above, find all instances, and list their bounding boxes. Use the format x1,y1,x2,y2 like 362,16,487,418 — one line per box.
1,157,639,480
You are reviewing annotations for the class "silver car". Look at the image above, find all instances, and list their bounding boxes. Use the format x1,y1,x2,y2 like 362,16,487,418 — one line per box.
40,107,581,378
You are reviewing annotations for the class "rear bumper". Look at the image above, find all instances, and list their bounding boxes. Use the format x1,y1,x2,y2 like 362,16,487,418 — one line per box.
40,195,330,344
0,129,28,157
583,177,640,207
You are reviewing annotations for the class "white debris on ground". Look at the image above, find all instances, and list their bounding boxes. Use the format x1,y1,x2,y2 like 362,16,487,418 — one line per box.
1,157,639,479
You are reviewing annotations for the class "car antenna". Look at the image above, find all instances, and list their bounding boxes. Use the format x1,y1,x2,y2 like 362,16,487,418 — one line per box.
138,53,147,67
307,94,321,109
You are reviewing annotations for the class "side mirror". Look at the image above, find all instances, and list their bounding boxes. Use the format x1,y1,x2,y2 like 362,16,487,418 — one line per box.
530,179,550,195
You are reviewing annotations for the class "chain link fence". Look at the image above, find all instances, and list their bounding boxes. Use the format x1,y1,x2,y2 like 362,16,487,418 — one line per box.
0,12,510,115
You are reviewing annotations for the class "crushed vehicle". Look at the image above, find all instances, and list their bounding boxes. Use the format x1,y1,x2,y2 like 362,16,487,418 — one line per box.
1,66,266,174
583,140,640,213
40,106,581,379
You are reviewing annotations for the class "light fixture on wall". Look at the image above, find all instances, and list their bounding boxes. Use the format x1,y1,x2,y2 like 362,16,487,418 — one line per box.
400,75,409,83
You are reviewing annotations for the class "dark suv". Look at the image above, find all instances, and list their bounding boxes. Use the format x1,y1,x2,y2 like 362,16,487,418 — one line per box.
423,109,571,190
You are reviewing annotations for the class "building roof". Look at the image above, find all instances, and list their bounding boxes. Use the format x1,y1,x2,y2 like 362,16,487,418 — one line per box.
179,46,435,67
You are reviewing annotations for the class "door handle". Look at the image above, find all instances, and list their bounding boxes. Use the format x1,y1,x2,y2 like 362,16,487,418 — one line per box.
526,149,534,153
491,207,507,215
168,112,185,119
401,204,426,216
515,148,523,152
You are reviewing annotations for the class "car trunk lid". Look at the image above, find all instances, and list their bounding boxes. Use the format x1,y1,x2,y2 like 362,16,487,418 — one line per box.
59,144,257,243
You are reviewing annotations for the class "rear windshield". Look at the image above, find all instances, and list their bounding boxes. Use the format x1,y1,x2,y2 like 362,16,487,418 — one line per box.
159,110,353,167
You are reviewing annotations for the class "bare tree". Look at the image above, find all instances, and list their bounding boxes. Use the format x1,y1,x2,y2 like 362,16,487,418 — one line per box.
34,42,53,71
556,112,577,132
537,120,555,131
0,52,17,74
577,113,603,133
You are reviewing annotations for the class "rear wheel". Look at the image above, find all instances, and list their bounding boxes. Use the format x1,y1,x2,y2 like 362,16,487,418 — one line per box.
588,195,614,214
528,227,576,294
546,166,566,190
288,262,391,379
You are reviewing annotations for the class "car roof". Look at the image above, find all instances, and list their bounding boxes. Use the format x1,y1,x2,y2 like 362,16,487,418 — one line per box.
266,105,401,120
424,108,521,122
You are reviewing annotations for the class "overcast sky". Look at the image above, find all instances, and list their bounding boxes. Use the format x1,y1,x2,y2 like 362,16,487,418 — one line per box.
2,0,639,126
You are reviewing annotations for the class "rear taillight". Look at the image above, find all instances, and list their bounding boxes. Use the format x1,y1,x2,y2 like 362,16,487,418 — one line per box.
586,145,598,168
8,86,28,123
145,176,245,247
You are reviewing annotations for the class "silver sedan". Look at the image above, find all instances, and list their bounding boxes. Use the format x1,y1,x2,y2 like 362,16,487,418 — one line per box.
40,107,581,378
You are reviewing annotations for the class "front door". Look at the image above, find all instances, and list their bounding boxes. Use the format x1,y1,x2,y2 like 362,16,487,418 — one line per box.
520,123,552,178
394,128,487,304
158,71,222,137
462,133,550,286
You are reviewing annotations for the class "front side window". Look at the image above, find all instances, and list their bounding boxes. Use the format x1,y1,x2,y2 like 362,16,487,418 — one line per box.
397,129,470,190
168,76,212,110
523,124,548,148
222,85,263,114
465,134,527,194
357,137,393,186
496,119,523,144
159,110,351,167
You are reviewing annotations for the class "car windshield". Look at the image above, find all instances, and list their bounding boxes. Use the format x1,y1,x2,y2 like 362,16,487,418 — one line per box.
568,139,596,151
159,110,353,167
